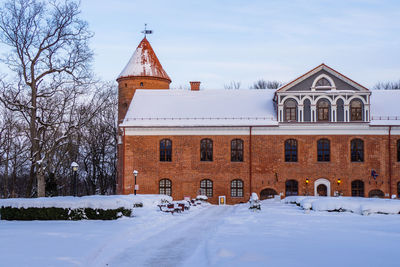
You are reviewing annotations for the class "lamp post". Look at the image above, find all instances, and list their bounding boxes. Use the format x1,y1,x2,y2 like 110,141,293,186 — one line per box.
305,178,310,196
71,162,79,197
133,170,138,195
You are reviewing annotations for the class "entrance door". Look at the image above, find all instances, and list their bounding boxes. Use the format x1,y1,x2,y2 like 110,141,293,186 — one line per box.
260,188,278,200
317,184,327,196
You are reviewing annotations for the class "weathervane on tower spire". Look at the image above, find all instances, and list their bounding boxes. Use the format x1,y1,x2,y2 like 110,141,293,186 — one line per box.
141,23,153,37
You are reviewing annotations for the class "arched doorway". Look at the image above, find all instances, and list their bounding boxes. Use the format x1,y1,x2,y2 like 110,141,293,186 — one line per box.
314,178,331,196
317,184,327,196
351,180,364,197
260,188,278,200
368,189,384,198
285,180,298,196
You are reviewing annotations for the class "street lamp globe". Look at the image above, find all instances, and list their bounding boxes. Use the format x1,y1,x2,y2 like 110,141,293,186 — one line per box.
133,170,138,176
71,162,79,172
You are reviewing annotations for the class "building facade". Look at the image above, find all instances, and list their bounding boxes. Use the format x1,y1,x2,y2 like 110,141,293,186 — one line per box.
117,38,400,204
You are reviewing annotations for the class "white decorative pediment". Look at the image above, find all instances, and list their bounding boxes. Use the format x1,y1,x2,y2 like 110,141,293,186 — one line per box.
277,64,370,92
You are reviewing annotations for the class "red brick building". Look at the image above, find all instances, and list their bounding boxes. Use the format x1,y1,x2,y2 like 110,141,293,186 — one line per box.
117,37,400,204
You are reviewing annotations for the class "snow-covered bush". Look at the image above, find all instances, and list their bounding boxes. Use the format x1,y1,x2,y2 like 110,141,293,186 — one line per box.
0,194,170,220
196,195,208,201
0,207,131,220
284,196,400,215
249,193,261,210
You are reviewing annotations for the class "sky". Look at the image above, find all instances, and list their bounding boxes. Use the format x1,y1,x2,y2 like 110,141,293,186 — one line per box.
81,0,400,89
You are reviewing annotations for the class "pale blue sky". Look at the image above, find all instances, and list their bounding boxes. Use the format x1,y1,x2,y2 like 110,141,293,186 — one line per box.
83,0,399,88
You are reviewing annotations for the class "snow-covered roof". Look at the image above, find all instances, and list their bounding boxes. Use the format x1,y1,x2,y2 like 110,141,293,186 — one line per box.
121,89,277,127
118,37,171,81
370,90,400,125
120,89,400,127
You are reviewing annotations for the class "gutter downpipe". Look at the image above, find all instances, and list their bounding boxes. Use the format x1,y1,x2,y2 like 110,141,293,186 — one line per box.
388,125,392,197
249,126,253,197
122,127,126,194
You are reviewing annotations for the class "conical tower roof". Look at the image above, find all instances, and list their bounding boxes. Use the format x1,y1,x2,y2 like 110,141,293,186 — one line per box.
118,37,171,81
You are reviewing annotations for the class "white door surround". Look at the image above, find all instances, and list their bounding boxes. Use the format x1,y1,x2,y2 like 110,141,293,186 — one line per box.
314,178,331,196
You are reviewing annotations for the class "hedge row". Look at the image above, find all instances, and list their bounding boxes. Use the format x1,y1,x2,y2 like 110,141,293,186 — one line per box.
0,206,132,220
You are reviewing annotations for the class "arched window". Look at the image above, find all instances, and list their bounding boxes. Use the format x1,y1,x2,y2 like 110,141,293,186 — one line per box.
317,139,330,162
303,99,311,122
350,99,363,121
231,139,244,162
200,179,213,197
285,180,298,196
260,188,278,200
231,179,244,197
200,139,213,161
368,189,384,198
284,99,297,122
397,140,400,162
351,180,364,197
160,139,172,162
285,139,297,162
317,99,330,121
336,99,344,122
351,139,364,162
159,179,172,196
316,77,331,87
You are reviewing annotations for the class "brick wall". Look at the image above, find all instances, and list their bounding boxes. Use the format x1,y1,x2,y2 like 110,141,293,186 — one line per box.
116,76,170,194
117,76,170,124
122,134,400,204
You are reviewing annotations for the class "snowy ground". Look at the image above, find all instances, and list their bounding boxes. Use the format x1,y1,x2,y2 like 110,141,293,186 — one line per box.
1,199,399,267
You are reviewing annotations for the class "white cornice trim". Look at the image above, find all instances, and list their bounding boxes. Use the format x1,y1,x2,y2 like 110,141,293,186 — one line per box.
124,125,400,136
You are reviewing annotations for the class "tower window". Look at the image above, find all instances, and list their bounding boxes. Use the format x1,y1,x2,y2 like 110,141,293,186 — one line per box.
140,82,144,87
125,83,127,87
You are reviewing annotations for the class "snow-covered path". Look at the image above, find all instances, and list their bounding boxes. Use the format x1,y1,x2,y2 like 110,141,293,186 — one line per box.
1,200,399,267
95,205,232,267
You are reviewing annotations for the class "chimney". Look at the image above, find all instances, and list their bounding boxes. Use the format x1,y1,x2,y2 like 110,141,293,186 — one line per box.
190,81,201,91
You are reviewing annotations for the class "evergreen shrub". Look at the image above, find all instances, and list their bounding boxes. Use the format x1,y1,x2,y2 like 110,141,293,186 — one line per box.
0,206,131,220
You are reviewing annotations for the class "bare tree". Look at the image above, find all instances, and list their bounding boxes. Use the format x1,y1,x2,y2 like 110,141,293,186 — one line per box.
374,80,400,90
224,81,241,90
251,80,283,89
80,84,117,195
0,0,93,197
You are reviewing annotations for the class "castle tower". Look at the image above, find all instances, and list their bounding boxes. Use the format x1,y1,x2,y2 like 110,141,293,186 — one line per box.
116,37,171,124
117,37,171,194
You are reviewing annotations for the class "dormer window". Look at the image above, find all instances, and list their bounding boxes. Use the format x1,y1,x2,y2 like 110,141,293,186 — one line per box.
350,99,363,121
284,99,298,122
311,74,336,91
317,99,331,121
